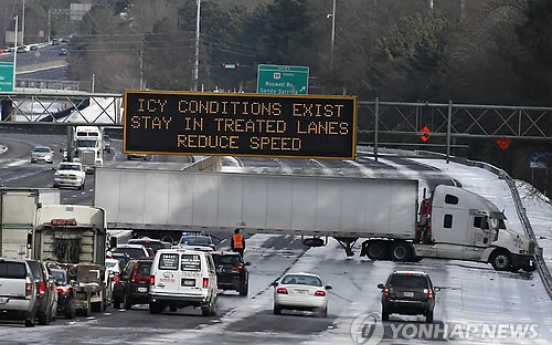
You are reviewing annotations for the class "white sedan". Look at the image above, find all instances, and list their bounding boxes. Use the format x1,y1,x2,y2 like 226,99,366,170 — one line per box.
272,272,332,317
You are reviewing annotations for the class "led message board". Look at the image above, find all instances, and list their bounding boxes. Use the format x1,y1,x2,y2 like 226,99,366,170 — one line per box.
123,91,357,159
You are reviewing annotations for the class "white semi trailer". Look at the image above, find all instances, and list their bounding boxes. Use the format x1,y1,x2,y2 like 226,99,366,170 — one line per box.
94,168,535,272
0,188,61,259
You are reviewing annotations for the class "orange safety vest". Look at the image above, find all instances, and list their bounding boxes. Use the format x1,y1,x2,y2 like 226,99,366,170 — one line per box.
232,233,244,249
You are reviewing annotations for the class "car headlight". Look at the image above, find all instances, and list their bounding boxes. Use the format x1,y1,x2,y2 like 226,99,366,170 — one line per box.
54,172,60,177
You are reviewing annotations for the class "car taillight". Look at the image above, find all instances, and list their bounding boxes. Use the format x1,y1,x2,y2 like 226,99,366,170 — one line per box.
276,288,288,294
314,290,326,297
131,266,138,283
203,278,209,288
427,289,434,299
232,265,244,270
149,275,155,285
383,287,390,296
38,282,46,297
25,283,32,296
57,287,72,293
110,276,120,282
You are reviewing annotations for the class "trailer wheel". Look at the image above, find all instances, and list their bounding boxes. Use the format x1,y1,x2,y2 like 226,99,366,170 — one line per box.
161,234,176,243
366,241,388,261
489,250,511,271
391,242,412,262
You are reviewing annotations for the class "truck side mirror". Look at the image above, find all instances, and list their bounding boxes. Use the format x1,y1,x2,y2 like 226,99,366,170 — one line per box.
109,236,118,249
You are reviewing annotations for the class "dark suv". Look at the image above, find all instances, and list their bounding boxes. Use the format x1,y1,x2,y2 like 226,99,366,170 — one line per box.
377,271,440,323
211,252,250,296
112,259,152,309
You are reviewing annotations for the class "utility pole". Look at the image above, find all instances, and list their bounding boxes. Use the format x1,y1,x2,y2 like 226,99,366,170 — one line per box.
13,16,18,89
329,0,336,72
21,0,25,46
192,0,201,91
139,42,144,90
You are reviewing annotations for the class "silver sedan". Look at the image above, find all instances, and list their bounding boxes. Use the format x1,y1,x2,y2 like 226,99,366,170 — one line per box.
30,146,54,164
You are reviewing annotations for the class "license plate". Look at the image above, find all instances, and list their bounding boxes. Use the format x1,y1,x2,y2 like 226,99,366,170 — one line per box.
296,290,308,294
182,279,195,286
137,287,147,293
0,297,8,304
404,292,414,297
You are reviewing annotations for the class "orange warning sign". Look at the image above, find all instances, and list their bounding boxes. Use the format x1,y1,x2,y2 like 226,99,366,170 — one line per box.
496,139,512,151
420,126,431,142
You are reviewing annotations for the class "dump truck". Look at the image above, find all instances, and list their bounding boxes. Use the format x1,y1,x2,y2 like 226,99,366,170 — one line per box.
0,188,60,259
94,168,535,272
31,205,108,315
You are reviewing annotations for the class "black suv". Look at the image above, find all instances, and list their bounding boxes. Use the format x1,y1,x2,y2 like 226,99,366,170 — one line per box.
211,252,250,296
112,259,152,309
377,271,440,323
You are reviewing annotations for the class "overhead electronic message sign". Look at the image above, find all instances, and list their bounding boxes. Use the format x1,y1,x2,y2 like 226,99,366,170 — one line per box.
123,91,357,159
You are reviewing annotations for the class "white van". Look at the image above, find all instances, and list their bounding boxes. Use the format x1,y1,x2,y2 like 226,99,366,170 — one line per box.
149,248,217,316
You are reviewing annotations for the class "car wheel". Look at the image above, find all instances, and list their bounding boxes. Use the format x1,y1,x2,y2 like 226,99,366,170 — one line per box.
239,282,248,296
489,249,511,271
124,294,132,310
391,242,412,262
273,304,282,315
65,301,76,319
25,318,35,327
201,299,214,316
366,241,388,261
426,310,434,323
38,311,49,325
382,307,389,321
149,301,163,314
113,300,121,309
319,307,328,318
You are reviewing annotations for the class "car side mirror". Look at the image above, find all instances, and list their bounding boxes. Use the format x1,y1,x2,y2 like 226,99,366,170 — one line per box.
52,167,56,171
434,287,441,292
59,148,63,153
377,283,384,289
244,262,251,266
271,281,278,287
325,285,332,290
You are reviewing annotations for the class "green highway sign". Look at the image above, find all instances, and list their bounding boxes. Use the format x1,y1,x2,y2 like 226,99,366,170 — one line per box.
257,64,309,95
0,62,14,92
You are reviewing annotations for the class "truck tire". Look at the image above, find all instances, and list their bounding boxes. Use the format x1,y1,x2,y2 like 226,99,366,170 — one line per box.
366,241,388,261
149,301,163,314
489,250,511,271
391,242,412,262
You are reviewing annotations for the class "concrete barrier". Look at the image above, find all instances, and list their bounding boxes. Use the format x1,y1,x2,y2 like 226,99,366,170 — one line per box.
182,156,222,172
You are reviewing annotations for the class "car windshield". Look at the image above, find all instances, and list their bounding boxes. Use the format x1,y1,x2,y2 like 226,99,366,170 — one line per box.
212,254,241,266
33,147,50,153
106,261,119,270
282,275,322,286
389,275,429,290
129,241,165,253
51,270,66,283
113,248,145,259
59,164,80,171
76,139,97,148
180,237,211,246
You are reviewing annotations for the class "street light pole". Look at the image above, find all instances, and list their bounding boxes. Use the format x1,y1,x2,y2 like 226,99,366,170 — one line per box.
13,16,18,89
329,0,336,72
192,0,201,92
21,0,25,46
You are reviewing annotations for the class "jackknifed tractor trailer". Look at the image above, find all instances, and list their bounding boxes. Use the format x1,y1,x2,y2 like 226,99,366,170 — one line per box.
94,168,535,272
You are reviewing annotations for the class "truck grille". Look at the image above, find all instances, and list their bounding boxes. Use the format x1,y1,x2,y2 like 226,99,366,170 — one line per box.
81,151,96,165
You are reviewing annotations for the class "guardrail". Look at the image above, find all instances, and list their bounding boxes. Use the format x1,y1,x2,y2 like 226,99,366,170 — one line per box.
419,150,552,299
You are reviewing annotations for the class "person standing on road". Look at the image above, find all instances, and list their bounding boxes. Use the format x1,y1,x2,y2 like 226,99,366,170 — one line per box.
231,228,245,258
